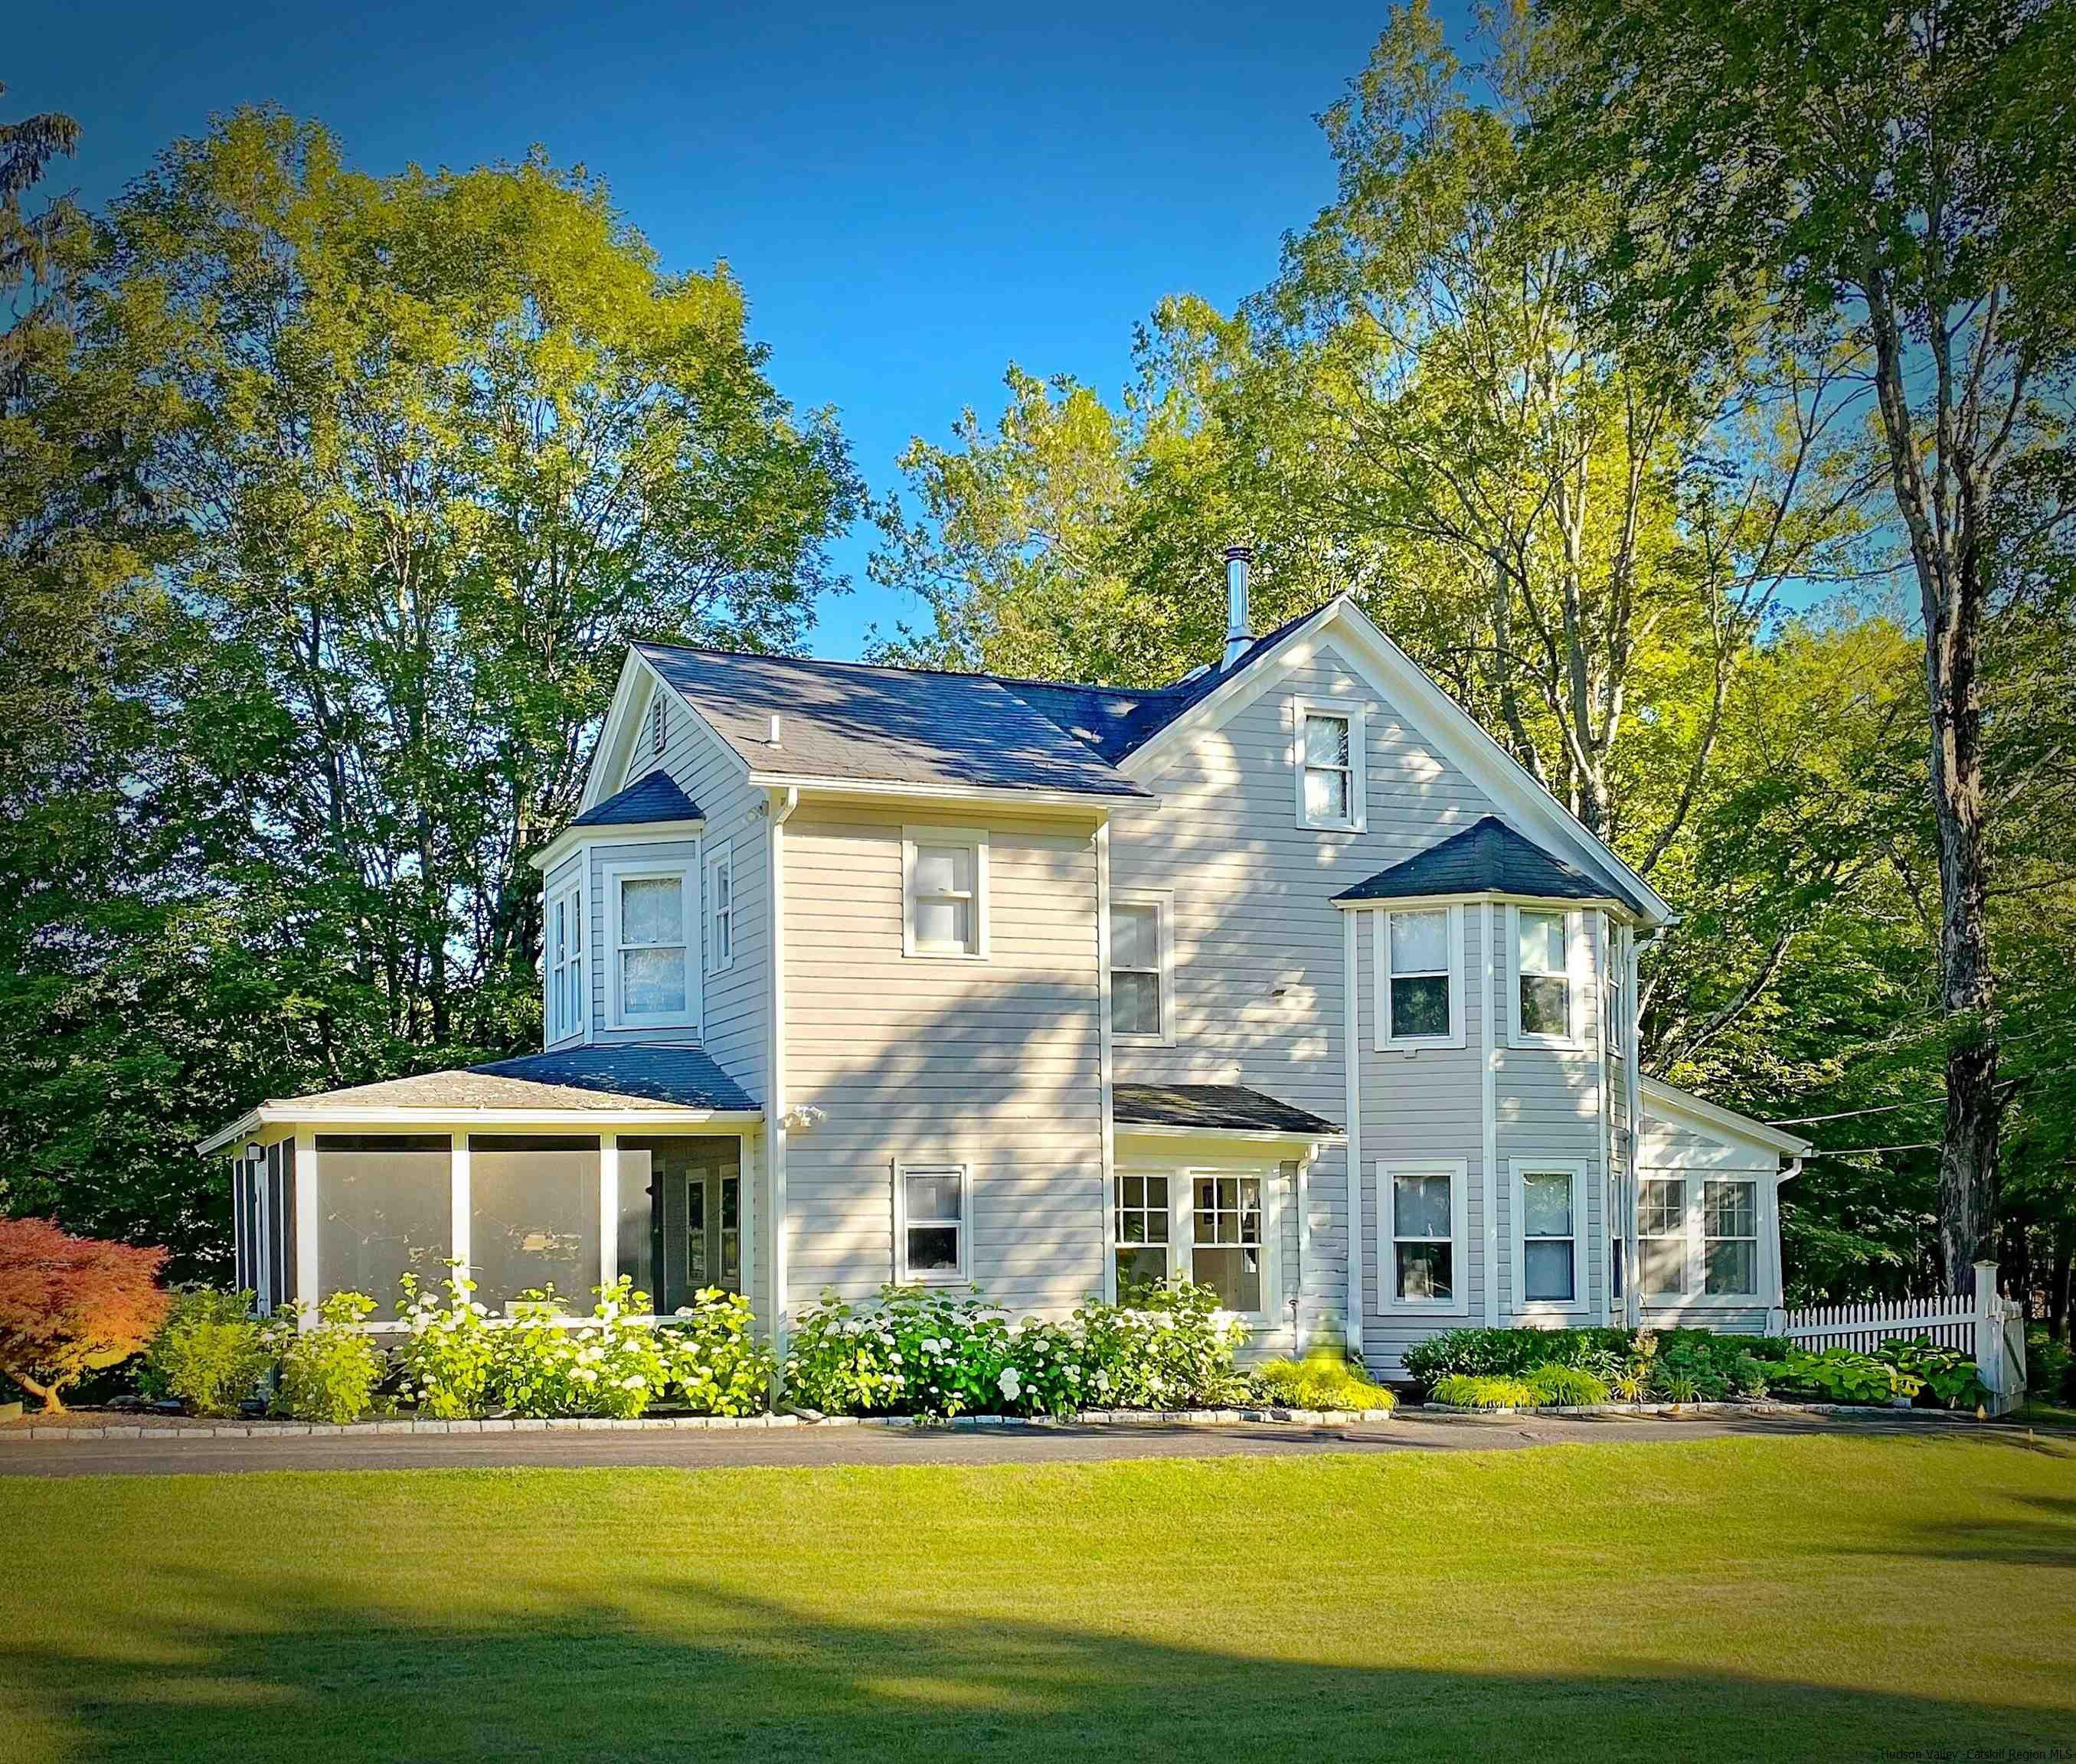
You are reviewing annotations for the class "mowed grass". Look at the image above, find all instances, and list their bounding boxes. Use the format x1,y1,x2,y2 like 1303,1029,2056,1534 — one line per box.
2,1436,2074,1762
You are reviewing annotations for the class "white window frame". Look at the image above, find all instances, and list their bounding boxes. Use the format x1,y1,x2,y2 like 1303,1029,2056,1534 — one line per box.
1111,1168,1175,1292
705,840,734,978
544,873,586,1046
603,856,701,1031
1372,902,1466,1052
1506,904,1589,1049
1378,1158,1470,1318
1293,698,1366,832
1109,887,1175,1045
1702,1175,1761,1300
1509,1158,1588,1318
1637,1174,1689,1300
893,1158,969,1285
1605,923,1628,1058
901,825,989,960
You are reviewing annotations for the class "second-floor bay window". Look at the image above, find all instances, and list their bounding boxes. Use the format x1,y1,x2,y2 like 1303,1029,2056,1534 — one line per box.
1375,905,1463,1049
1512,907,1577,1044
544,880,584,1043
606,861,697,1029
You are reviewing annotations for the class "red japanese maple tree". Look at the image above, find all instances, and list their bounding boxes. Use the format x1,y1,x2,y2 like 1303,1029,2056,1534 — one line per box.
0,1218,171,1413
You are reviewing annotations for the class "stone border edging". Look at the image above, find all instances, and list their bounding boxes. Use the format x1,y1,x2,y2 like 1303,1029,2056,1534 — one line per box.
1417,1398,1983,1420
0,1404,1398,1442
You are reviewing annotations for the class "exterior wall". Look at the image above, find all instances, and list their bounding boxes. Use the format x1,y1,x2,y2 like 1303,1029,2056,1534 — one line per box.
568,687,770,1106
1108,634,1506,1371
779,802,1107,1320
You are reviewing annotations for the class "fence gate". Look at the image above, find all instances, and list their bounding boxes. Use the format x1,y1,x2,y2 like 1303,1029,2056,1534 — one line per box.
1772,1261,2026,1416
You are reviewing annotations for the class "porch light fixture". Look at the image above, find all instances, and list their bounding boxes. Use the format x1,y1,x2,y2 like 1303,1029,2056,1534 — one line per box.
244,1142,265,1164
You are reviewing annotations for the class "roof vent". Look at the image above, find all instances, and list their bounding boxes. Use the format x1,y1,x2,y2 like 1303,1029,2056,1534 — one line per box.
768,713,783,748
1223,544,1253,669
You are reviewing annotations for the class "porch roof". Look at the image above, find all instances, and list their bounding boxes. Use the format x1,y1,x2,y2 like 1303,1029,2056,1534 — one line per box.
198,1045,760,1152
1112,1083,1341,1140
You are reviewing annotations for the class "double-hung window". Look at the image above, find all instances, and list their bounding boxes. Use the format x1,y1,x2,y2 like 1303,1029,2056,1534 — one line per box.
1513,1161,1584,1312
1384,1160,1466,1312
1110,890,1172,1042
1191,1174,1264,1312
1113,1173,1171,1294
895,1162,968,1283
1375,905,1463,1048
1638,1178,1687,1296
1296,702,1365,831
1512,907,1576,1044
606,862,697,1029
904,828,988,959
1606,925,1627,1057
545,880,584,1043
705,842,734,975
1703,1179,1759,1296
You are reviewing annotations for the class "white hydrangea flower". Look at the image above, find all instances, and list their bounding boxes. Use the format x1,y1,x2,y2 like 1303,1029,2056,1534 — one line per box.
997,1366,1022,1401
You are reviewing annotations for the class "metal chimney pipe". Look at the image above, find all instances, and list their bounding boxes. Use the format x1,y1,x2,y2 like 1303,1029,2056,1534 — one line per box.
1223,544,1254,668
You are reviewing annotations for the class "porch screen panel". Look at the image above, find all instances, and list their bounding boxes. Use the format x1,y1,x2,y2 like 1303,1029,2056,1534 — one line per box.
264,1142,290,1315
315,1135,452,1321
276,1139,298,1311
230,1160,249,1295
469,1135,602,1315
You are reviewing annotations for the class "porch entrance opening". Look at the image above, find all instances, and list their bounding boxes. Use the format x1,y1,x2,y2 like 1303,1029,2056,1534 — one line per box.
622,1138,741,1314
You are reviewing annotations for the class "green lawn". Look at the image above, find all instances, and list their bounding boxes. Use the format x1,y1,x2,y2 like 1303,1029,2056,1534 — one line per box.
3,1436,2073,1762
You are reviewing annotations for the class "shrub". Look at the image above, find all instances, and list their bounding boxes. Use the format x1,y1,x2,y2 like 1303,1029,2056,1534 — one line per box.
395,1265,497,1418
141,1285,278,1416
1757,1346,1914,1405
0,1219,172,1413
274,1292,385,1423
2025,1328,2072,1403
488,1279,685,1419
1874,1336,1989,1411
1251,1348,1397,1413
784,1279,1248,1417
1429,1373,1535,1409
1523,1363,1610,1406
1402,1326,1633,1390
655,1289,770,1416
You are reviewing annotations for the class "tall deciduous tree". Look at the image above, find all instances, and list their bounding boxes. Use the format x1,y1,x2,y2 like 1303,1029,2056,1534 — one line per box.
1540,0,2076,1288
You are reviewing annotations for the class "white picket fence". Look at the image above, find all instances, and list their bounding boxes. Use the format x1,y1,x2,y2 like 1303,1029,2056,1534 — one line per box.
1771,1261,2028,1415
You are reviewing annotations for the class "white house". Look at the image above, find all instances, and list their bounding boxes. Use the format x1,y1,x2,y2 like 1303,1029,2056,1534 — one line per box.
203,550,1809,1373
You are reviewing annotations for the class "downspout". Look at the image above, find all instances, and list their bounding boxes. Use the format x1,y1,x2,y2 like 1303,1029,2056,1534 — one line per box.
1624,925,1649,1328
1095,815,1118,1305
1342,907,1364,1357
765,786,799,1383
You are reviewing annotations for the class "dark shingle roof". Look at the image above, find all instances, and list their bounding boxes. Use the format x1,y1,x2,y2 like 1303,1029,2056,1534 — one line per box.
275,1045,757,1115
569,769,703,828
1113,1083,1342,1137
469,1046,757,1112
1333,815,1649,912
633,604,1339,797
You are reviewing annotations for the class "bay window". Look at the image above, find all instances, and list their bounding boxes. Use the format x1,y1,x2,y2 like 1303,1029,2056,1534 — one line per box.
545,879,584,1043
1512,906,1577,1044
1190,1174,1264,1312
1375,905,1462,1048
1111,1165,1275,1317
1512,1161,1584,1312
1384,1160,1467,1312
606,861,697,1029
705,841,734,975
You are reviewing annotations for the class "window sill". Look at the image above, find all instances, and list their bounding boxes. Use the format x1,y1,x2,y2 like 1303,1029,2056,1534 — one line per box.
1379,1036,1466,1056
904,948,989,963
606,1015,701,1034
1113,1031,1173,1048
1299,818,1365,836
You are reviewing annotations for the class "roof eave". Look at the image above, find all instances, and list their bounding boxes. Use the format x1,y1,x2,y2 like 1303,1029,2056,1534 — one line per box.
200,1102,763,1155
530,816,706,872
745,771,1153,808
1112,1121,1345,1145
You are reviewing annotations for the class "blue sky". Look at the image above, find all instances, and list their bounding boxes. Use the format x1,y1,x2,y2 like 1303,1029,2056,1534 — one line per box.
11,2,1433,657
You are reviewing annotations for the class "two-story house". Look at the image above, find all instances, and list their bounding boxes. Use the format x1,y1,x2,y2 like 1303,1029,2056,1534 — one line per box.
203,550,1809,1374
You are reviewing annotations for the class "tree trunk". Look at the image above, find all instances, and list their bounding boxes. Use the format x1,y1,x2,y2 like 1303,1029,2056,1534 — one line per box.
15,1371,62,1413
2049,1227,2073,1345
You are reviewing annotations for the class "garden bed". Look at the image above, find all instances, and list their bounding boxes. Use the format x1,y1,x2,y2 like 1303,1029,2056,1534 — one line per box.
1414,1397,1983,1420
0,1403,1396,1441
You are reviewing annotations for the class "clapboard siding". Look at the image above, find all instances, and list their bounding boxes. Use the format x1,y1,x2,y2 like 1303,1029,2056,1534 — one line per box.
780,805,1106,1316
1109,635,1506,1370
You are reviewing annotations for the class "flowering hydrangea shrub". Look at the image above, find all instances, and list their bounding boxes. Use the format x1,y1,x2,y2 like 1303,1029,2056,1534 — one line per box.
786,1280,1247,1417
394,1266,497,1418
654,1288,770,1416
487,1279,670,1419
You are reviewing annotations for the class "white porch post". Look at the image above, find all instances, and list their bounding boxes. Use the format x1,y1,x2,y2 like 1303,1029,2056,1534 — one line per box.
450,1130,471,1292
294,1127,318,1331
599,1131,620,1297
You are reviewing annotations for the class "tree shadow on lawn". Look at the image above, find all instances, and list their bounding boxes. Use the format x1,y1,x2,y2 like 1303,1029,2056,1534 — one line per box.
9,1566,2076,1764
1846,1491,2076,1573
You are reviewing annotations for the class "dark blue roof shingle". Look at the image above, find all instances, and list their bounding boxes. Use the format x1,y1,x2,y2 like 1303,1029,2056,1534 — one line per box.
1334,815,1647,912
570,769,703,828
469,1045,756,1112
1113,1082,1341,1137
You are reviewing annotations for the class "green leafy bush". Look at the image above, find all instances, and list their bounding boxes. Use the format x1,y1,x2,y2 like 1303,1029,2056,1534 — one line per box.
1873,1337,1989,1411
1251,1348,1397,1412
1403,1326,1633,1387
1757,1346,1914,1405
140,1286,278,1416
655,1289,770,1416
274,1292,385,1423
2025,1328,2071,1403
1429,1373,1536,1409
395,1266,498,1419
1524,1363,1610,1406
783,1280,1247,1418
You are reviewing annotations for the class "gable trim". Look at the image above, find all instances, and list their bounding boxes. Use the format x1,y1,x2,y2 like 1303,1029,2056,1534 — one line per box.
1640,1076,1813,1161
581,650,755,813
1117,598,1673,926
